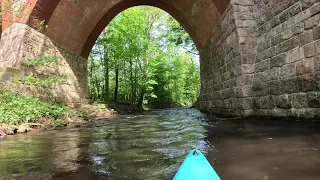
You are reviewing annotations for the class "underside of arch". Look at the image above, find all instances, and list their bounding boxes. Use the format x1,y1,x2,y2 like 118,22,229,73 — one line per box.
2,0,227,57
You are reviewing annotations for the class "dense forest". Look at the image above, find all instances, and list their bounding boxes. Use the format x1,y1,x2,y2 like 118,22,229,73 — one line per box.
88,6,200,109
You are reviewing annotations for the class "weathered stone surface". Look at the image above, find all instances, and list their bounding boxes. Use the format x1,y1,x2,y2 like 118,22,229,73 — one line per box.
307,92,320,107
299,29,314,46
255,60,270,72
270,53,286,68
293,23,305,35
315,55,320,71
281,63,296,78
304,14,319,30
270,80,284,94
291,93,308,108
269,67,281,80
310,3,320,16
276,94,292,109
252,82,269,96
257,40,271,52
271,34,283,46
315,40,320,54
296,58,314,75
283,77,299,93
242,64,256,74
261,47,276,60
276,37,299,54
303,42,316,57
314,26,320,40
260,96,275,109
288,3,302,17
298,74,317,91
286,47,304,63
301,0,315,10
279,10,290,23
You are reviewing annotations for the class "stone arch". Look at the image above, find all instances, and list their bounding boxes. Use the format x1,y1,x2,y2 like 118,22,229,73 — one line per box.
11,0,227,57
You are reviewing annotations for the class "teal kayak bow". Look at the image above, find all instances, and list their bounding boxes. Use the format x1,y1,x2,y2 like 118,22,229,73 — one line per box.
173,150,221,180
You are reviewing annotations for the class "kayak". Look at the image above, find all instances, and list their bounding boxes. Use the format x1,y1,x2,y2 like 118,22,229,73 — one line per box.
173,149,221,180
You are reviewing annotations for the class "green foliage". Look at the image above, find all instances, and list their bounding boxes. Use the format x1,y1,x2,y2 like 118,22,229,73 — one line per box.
27,56,59,67
0,92,67,124
23,75,66,87
89,6,200,109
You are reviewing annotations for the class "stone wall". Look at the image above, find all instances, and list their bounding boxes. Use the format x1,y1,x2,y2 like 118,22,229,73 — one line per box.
199,0,258,117
200,0,320,119
0,23,90,106
252,0,320,118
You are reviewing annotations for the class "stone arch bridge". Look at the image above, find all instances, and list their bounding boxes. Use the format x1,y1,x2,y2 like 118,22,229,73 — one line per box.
0,0,320,118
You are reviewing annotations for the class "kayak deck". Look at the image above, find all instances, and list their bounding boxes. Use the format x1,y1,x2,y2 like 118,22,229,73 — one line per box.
173,150,221,180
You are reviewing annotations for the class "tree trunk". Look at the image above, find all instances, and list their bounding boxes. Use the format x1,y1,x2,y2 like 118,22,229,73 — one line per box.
114,67,119,101
103,46,109,104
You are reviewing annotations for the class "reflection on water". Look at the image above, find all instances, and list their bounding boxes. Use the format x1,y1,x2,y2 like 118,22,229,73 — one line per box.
0,108,320,179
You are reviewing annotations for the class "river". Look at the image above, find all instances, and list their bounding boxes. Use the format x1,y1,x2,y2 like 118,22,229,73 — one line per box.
0,108,320,179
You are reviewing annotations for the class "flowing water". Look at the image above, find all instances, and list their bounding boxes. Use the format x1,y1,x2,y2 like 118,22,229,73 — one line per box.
1,108,320,180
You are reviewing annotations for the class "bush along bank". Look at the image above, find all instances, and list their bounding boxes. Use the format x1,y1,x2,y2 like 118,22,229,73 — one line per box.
0,56,117,139
0,90,117,139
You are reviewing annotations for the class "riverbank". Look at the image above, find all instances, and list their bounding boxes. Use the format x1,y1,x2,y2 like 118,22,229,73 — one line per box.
0,92,117,139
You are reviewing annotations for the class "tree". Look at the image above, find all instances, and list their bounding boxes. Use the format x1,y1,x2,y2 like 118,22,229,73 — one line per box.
88,6,200,109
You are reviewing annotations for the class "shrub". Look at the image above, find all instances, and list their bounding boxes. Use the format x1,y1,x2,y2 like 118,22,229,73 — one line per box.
0,92,67,124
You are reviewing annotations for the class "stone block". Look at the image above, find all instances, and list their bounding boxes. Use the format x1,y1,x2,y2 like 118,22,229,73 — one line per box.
242,64,255,74
270,17,281,28
295,9,311,24
281,63,296,78
261,47,276,60
315,40,320,54
293,23,304,35
286,47,303,63
279,10,290,23
252,82,269,96
314,26,320,40
301,0,315,10
315,55,320,71
288,3,302,17
276,37,299,54
255,60,270,72
270,80,284,95
310,3,320,16
237,74,252,86
236,86,253,97
291,93,308,109
296,58,314,75
241,98,254,110
283,77,299,93
316,74,320,90
307,92,320,108
241,54,255,64
257,40,271,52
270,53,286,68
271,34,283,46
304,14,319,30
262,96,276,109
253,71,269,83
276,94,292,109
298,74,316,92
303,42,316,58
283,28,293,40
269,67,281,80
299,29,314,46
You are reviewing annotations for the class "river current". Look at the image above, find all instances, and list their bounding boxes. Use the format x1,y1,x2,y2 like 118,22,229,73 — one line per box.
1,108,320,179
